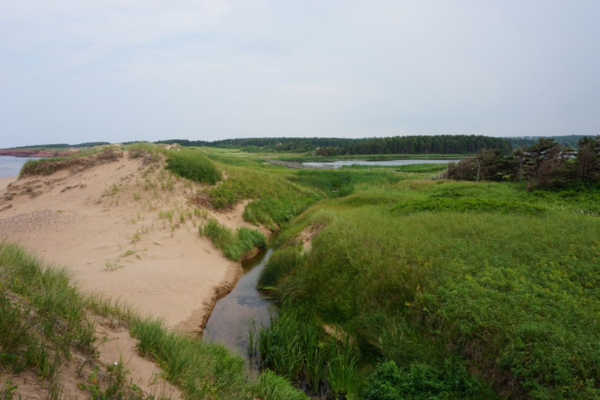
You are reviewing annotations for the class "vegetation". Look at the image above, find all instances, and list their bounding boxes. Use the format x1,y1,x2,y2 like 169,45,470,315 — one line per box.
255,170,600,399
7,142,111,150
157,135,512,155
505,135,589,149
200,219,267,261
7,140,600,399
250,309,360,398
19,147,123,177
447,136,600,190
164,149,222,185
0,242,309,399
205,166,322,229
255,370,307,400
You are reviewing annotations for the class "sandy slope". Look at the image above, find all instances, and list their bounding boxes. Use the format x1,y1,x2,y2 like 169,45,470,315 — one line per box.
0,154,267,332
0,153,270,397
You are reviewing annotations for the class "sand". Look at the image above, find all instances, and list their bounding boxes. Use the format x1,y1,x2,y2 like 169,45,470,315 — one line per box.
0,155,266,331
0,176,15,192
0,153,268,397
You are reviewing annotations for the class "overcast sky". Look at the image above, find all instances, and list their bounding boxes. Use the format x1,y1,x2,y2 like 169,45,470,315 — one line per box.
1,1,599,147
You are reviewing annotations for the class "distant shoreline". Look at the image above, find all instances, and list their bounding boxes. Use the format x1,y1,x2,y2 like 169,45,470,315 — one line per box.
0,149,74,158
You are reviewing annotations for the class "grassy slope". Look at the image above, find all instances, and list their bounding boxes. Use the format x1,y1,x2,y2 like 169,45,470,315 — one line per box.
0,242,308,399
259,175,600,398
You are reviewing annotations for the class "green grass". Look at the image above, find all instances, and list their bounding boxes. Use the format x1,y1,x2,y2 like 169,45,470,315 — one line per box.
19,146,122,177
391,197,546,215
250,309,359,398
259,178,600,399
206,166,322,229
0,242,300,399
255,370,308,400
165,149,222,185
200,219,267,261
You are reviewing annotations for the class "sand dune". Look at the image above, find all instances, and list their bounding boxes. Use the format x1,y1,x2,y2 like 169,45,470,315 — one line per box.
0,152,270,397
0,154,264,333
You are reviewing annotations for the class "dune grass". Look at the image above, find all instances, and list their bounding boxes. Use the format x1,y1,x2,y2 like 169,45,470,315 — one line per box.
258,178,600,399
165,149,222,185
206,166,322,229
200,219,267,261
250,309,360,398
19,146,122,177
0,242,304,399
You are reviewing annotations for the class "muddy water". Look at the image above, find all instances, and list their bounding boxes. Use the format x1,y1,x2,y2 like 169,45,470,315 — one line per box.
202,247,275,364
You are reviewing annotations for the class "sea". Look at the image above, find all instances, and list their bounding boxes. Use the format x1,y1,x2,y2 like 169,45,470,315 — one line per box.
0,156,39,178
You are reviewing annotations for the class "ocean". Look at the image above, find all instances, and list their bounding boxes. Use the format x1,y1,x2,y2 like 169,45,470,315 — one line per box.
0,156,39,178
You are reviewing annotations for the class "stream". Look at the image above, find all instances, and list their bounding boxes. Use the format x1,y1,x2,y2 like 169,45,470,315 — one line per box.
202,246,276,366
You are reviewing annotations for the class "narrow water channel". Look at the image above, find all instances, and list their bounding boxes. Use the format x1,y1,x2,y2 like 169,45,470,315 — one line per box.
202,246,276,365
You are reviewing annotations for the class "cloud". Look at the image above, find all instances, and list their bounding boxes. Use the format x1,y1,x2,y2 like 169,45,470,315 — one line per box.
0,1,599,147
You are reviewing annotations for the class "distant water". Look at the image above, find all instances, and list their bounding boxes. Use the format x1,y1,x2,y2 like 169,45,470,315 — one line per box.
0,156,39,178
303,159,458,167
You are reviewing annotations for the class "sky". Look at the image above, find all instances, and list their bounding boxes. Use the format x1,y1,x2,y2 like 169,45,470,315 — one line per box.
1,1,599,147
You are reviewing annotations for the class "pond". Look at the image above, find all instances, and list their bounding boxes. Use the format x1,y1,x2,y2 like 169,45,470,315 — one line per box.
302,159,458,167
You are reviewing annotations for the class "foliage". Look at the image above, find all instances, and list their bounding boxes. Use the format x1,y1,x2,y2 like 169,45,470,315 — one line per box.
200,219,267,261
262,178,600,399
447,136,600,191
156,135,512,155
20,147,122,177
131,317,250,399
207,167,322,228
363,359,482,400
0,242,261,399
251,309,359,398
8,142,111,150
254,370,308,400
505,135,589,149
258,247,305,289
164,149,221,185
391,197,545,215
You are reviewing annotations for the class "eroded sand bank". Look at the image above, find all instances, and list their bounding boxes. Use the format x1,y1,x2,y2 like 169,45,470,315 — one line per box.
0,155,267,333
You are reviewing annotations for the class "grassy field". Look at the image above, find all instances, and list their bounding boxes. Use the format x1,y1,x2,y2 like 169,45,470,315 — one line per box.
228,155,600,399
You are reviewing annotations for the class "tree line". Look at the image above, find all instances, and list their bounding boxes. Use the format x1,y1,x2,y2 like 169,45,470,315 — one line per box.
447,136,600,190
504,135,588,149
157,135,512,155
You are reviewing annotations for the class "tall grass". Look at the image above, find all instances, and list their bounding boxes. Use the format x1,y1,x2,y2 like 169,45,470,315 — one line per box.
251,309,359,398
0,242,295,399
255,370,308,400
165,149,221,185
19,147,122,177
200,219,266,261
261,180,600,399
